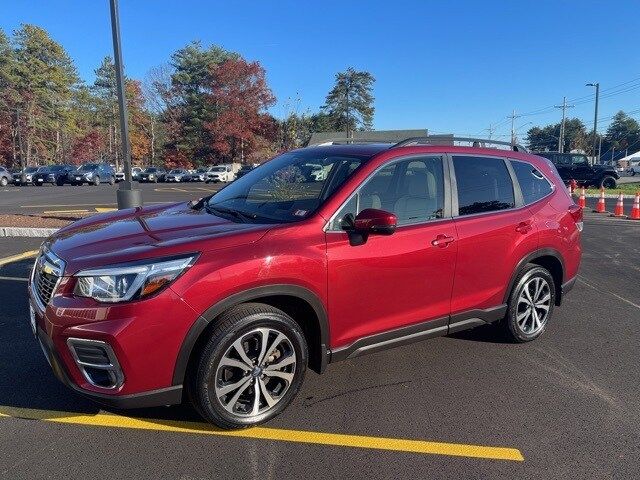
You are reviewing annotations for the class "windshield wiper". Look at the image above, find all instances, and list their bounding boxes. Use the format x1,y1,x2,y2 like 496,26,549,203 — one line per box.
205,204,257,223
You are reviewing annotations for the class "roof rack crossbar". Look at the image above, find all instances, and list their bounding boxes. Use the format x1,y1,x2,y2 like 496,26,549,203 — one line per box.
393,136,527,153
309,138,398,145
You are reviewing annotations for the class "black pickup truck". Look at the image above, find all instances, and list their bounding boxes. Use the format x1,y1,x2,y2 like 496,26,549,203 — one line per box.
534,152,619,189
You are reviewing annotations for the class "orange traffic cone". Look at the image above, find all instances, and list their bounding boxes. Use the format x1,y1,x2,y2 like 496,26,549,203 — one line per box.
630,192,640,220
578,187,586,208
613,193,625,217
594,187,606,213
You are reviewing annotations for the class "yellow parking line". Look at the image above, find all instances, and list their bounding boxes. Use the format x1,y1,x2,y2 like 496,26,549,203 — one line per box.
0,250,39,267
0,406,522,461
43,209,88,214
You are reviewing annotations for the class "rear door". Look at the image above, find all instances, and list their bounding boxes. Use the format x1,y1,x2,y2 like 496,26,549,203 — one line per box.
570,154,592,182
326,155,457,349
449,155,539,325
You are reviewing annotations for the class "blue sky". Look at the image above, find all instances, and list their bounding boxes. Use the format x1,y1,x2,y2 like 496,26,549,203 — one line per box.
2,0,639,140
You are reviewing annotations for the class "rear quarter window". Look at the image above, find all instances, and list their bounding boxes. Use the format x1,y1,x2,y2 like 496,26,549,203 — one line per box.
510,160,553,205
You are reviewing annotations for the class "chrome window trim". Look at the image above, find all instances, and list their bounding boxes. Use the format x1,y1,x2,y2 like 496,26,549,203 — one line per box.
324,153,450,233
66,337,125,390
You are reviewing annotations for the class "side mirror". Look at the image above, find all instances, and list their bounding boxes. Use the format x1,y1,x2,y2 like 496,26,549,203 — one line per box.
354,208,397,235
341,208,397,245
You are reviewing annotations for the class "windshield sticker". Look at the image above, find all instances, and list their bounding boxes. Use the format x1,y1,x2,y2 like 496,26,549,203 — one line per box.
294,209,308,217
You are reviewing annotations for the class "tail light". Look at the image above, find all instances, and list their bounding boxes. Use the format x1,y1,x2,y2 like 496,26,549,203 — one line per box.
569,204,583,232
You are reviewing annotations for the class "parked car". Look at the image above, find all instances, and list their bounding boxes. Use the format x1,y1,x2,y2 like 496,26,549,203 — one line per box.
29,139,582,429
0,166,10,187
165,168,190,182
138,167,167,183
115,167,143,183
69,163,116,186
32,165,75,186
626,160,640,176
534,152,619,188
12,166,39,185
187,168,208,182
235,165,254,179
206,164,237,183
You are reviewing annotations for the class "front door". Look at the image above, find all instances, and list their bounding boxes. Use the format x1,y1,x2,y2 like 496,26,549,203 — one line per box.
326,155,457,350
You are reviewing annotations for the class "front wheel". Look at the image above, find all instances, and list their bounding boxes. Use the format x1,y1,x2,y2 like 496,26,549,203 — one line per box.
93,176,100,186
187,303,308,429
108,176,115,186
500,264,556,343
0,177,7,187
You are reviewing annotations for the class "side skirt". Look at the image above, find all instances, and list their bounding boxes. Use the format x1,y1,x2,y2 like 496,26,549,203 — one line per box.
329,304,507,363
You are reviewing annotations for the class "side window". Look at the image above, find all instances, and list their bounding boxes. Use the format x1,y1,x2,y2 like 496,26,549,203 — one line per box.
510,160,553,205
329,156,444,230
453,156,515,216
571,155,588,166
556,155,571,166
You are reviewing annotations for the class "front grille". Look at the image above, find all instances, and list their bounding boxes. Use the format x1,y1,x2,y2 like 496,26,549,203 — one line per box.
31,249,65,309
35,270,58,305
73,344,111,366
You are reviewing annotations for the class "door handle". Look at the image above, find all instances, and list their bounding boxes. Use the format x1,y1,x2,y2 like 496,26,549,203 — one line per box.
515,221,533,234
431,234,455,248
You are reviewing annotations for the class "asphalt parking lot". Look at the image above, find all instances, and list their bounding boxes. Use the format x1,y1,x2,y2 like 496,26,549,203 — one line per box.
0,182,223,215
0,192,639,479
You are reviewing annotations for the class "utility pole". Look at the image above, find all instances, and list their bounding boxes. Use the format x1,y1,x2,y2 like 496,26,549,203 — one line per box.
109,0,142,209
586,82,600,163
485,124,495,140
554,96,574,153
508,110,520,146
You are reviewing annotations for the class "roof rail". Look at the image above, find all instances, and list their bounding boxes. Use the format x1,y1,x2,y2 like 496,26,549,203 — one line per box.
310,138,397,146
393,136,528,153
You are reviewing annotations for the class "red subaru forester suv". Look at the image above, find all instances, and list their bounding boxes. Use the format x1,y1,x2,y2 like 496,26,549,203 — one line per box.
29,138,582,429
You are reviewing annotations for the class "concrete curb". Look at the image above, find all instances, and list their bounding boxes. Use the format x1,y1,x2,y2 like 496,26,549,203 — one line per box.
0,227,59,238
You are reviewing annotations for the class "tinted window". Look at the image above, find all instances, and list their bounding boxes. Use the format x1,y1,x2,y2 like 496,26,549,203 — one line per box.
511,160,553,205
330,156,444,230
453,156,515,216
571,154,588,166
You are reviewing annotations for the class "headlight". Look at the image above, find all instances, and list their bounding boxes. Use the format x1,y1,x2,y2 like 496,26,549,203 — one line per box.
73,255,197,303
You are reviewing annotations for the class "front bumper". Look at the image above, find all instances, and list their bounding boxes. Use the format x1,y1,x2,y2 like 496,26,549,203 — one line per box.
28,271,199,409
35,326,183,408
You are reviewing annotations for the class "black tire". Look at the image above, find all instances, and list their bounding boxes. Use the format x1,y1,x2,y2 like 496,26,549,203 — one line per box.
35,182,43,187
599,175,617,189
0,177,7,187
500,264,556,343
93,176,100,186
187,302,308,429
56,179,64,186
108,176,115,186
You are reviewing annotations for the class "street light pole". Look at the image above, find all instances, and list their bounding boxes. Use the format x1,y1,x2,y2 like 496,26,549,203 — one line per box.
586,82,600,164
109,0,142,209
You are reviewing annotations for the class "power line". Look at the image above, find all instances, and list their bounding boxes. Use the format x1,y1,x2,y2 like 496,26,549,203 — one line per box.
554,97,574,152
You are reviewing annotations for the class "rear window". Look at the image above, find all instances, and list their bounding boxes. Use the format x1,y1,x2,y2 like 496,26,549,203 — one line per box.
510,160,553,205
453,156,515,216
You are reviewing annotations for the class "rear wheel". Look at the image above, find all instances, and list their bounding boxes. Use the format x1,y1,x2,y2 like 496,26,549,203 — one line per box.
0,177,8,187
600,175,617,189
501,264,555,343
187,303,307,429
108,176,115,186
93,176,100,186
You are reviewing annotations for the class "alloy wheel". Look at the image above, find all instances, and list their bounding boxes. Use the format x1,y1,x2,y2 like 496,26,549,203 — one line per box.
516,277,551,335
212,327,296,418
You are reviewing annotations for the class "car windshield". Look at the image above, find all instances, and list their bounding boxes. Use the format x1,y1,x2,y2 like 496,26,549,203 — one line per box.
205,149,368,223
79,164,99,171
24,167,39,174
50,165,65,172
210,167,226,172
169,169,182,174
145,168,158,173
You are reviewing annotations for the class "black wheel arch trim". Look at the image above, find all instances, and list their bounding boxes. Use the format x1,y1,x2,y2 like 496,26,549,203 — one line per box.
172,284,330,385
503,248,566,305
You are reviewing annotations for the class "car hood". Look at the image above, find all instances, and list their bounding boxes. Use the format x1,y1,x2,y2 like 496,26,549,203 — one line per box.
46,202,271,274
